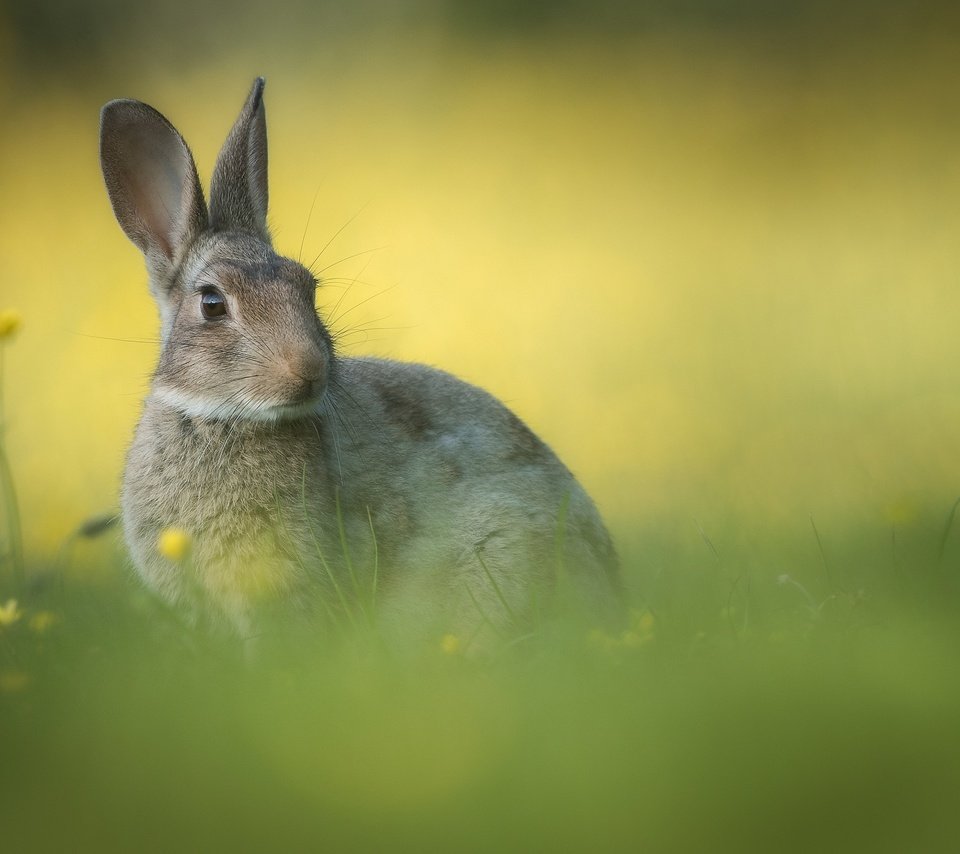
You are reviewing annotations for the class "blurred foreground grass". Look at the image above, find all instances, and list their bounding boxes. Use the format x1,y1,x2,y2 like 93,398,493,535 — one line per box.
2,523,960,852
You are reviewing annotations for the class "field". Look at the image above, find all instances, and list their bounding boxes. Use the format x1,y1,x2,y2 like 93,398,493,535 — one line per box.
3,5,960,850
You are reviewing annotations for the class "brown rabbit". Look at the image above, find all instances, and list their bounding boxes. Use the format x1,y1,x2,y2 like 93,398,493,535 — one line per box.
100,78,622,645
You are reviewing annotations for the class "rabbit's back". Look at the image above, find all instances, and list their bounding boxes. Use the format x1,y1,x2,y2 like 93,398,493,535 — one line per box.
123,356,620,636
325,357,622,635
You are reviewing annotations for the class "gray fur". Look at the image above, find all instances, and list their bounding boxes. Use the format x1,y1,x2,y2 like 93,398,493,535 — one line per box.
100,79,623,644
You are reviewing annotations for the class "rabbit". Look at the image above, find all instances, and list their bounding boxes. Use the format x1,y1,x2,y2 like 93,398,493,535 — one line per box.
99,78,623,646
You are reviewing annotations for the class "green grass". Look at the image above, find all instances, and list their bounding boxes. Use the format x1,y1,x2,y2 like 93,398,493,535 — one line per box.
2,513,960,853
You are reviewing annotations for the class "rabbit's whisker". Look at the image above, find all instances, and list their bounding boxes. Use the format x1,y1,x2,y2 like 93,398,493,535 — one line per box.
314,245,386,277
328,285,398,329
323,392,361,457
298,184,323,264
325,254,378,326
307,199,371,272
72,332,162,345
313,404,342,486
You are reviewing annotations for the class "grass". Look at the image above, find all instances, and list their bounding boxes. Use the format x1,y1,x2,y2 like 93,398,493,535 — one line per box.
2,499,960,852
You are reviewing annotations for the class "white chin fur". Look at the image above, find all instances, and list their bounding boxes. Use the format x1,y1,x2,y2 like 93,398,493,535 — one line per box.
154,386,320,423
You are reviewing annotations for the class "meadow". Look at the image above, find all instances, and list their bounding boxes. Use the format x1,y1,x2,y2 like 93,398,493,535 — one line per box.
3,12,960,851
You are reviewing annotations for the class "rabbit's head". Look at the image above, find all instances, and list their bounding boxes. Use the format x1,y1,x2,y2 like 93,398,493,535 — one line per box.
100,78,332,422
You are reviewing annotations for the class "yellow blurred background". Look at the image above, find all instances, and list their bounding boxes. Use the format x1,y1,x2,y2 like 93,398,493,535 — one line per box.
2,2,960,559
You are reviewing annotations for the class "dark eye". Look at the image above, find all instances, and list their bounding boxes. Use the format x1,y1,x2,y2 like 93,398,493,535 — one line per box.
200,289,227,320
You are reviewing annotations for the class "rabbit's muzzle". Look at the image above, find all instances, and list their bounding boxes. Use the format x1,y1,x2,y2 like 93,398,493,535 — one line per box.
279,347,327,404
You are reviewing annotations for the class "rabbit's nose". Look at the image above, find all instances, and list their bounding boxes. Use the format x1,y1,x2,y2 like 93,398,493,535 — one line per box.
283,348,326,398
282,345,324,379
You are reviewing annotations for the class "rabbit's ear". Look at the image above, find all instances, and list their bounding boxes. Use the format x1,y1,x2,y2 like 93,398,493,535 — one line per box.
209,77,269,242
100,100,208,266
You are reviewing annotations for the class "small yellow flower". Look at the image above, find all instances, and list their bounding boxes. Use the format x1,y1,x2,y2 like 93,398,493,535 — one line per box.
634,610,656,637
29,611,58,633
0,599,21,627
0,309,21,339
884,498,919,526
0,670,30,693
589,615,655,653
157,527,191,561
440,633,461,655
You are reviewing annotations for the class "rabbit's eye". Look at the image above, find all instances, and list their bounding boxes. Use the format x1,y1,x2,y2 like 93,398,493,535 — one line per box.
200,290,227,320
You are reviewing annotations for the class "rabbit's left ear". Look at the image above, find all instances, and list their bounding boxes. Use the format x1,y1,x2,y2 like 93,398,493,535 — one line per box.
209,77,270,242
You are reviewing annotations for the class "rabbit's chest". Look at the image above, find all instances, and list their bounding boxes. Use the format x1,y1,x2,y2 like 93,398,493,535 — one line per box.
122,411,335,619
131,421,318,524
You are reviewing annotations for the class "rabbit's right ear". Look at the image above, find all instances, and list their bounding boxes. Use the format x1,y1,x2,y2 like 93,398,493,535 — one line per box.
100,100,208,271
208,78,269,242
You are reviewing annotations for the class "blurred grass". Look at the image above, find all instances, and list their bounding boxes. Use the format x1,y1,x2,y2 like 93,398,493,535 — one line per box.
3,533,960,852
3,8,960,851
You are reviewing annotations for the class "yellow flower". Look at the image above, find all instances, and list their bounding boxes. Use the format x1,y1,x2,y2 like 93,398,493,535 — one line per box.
634,610,656,637
884,498,919,526
0,309,21,339
440,633,461,655
0,599,21,627
0,670,30,693
157,527,191,561
588,614,656,653
29,611,58,633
